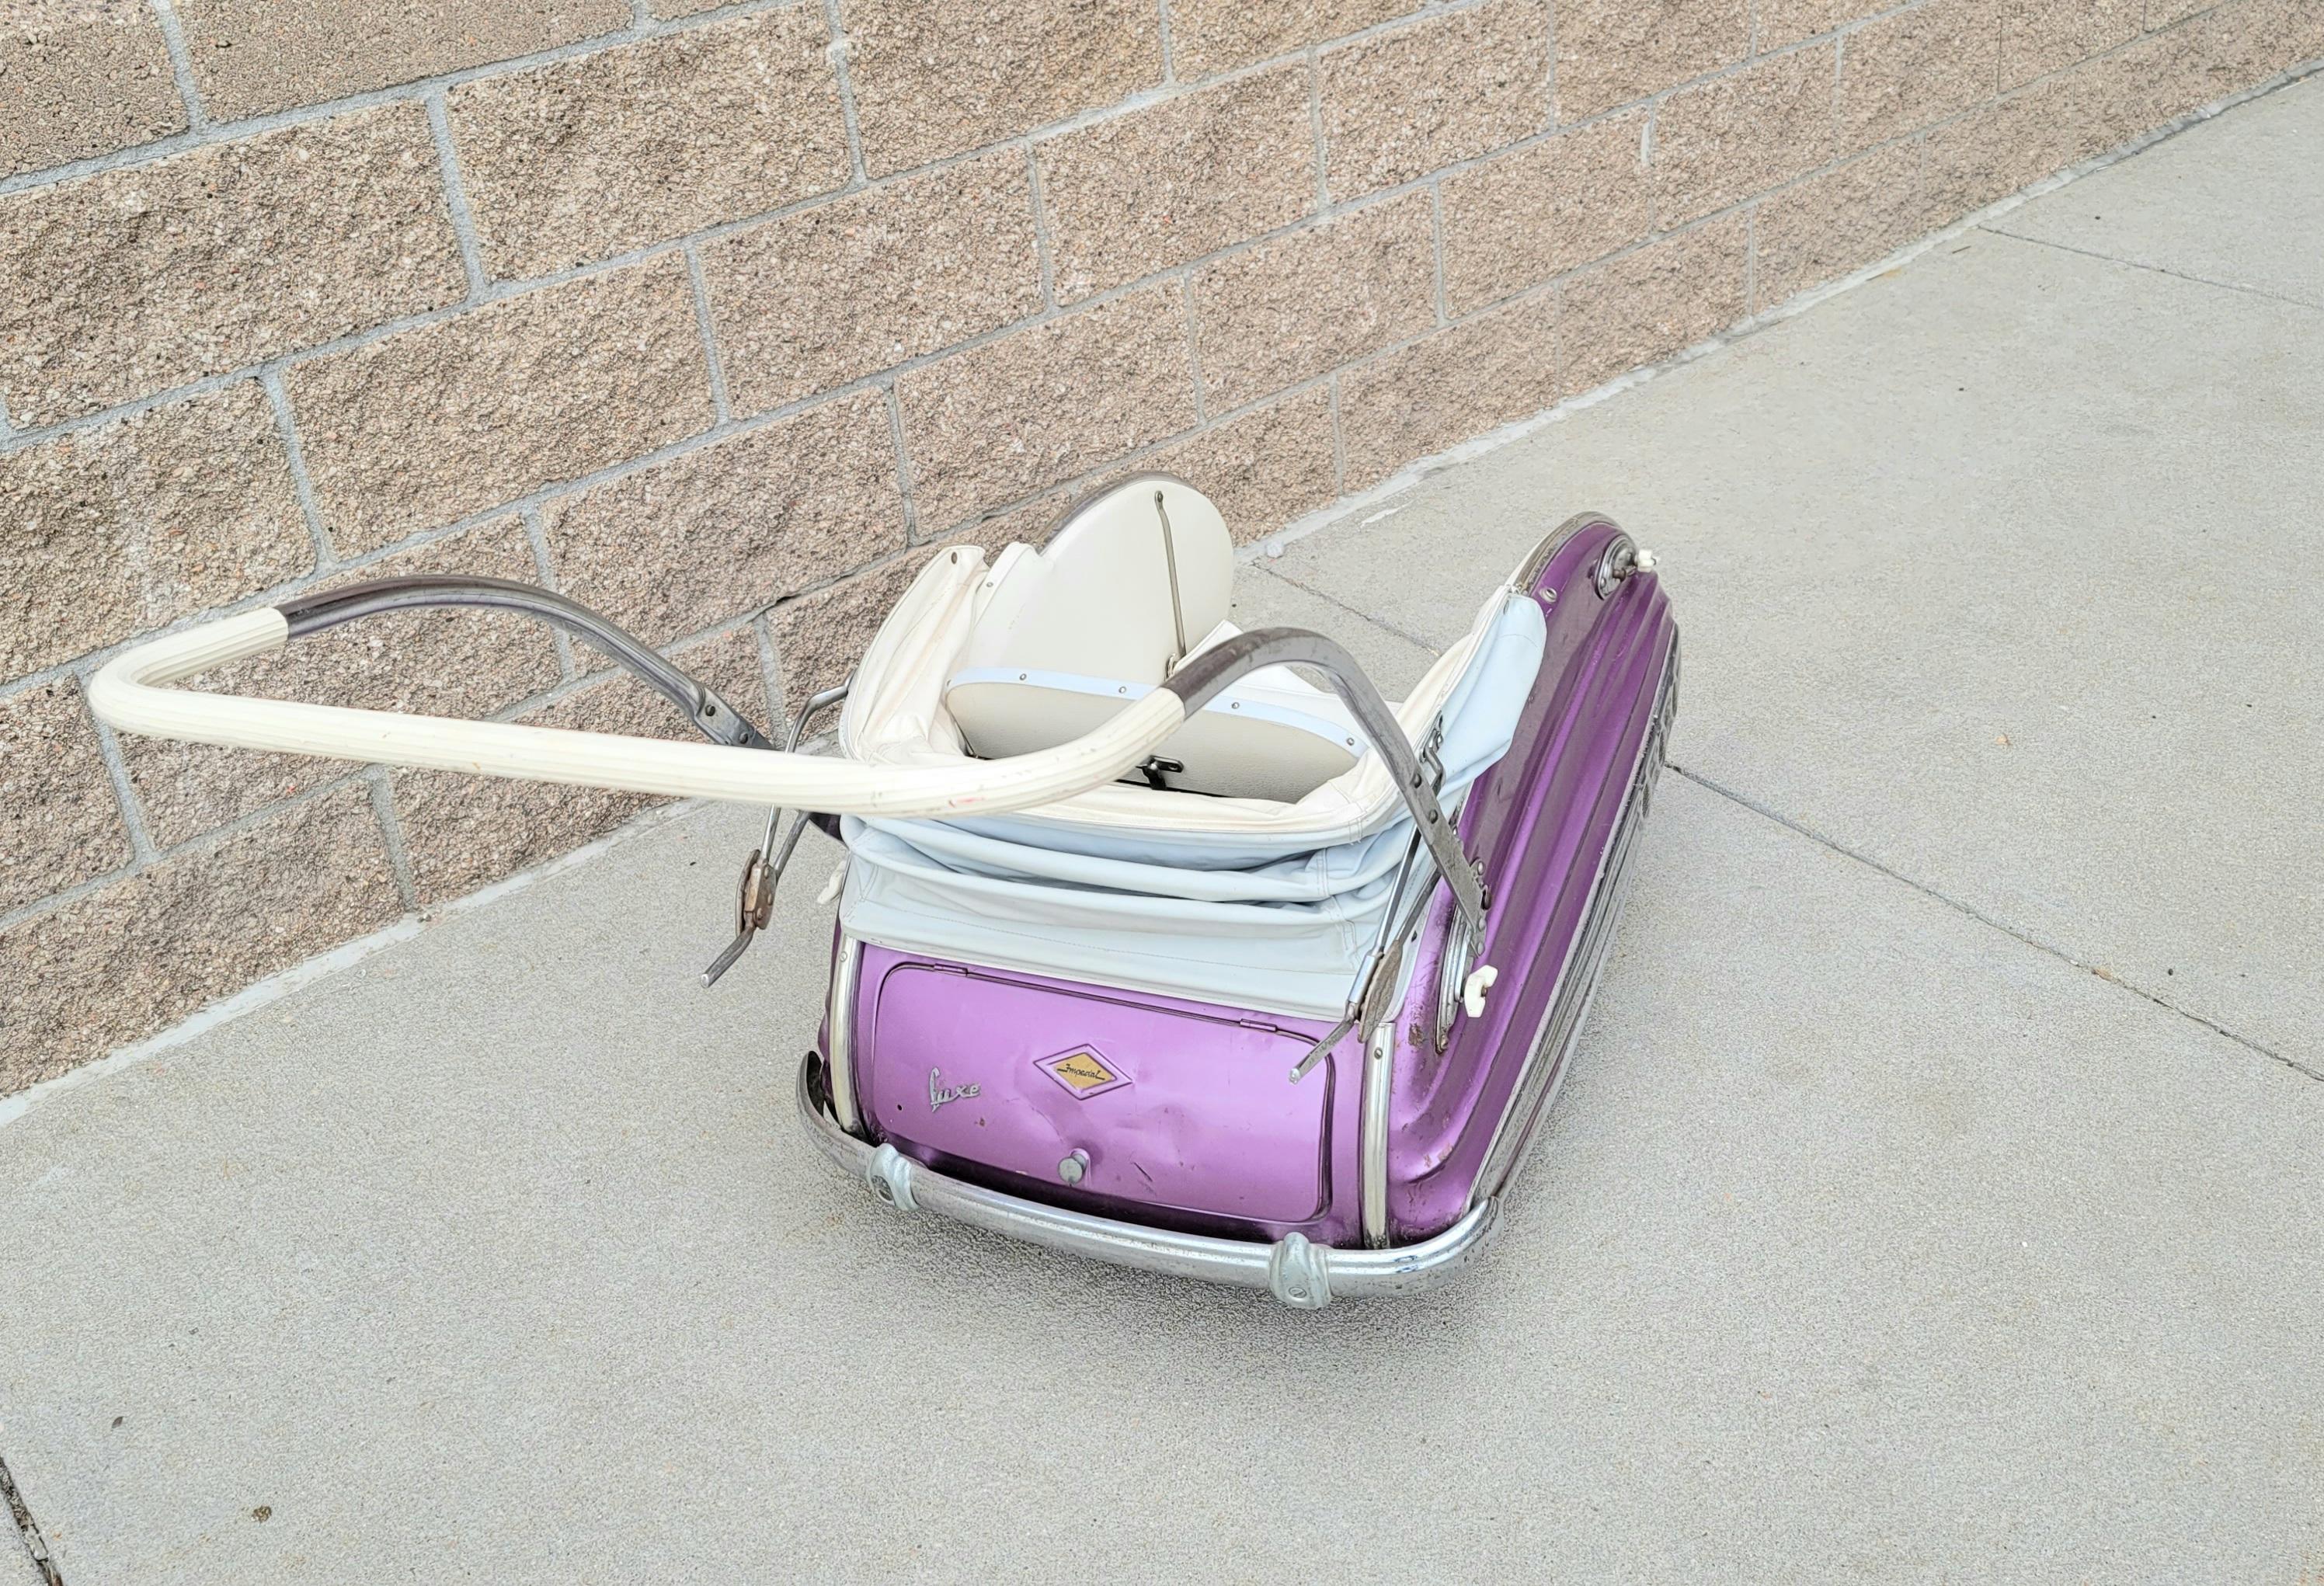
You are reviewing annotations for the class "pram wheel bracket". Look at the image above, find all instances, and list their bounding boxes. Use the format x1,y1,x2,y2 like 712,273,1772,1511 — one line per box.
865,1143,920,1212
1268,1233,1333,1309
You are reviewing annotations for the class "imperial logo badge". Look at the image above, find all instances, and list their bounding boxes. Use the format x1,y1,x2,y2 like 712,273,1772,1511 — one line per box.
1035,1047,1132,1099
927,1067,979,1112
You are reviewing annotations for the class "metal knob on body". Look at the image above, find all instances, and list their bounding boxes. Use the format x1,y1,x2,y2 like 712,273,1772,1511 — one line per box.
1057,1149,1091,1185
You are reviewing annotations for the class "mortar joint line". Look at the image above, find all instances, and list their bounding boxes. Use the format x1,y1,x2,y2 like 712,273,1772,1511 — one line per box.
683,246,735,422
258,369,340,566
146,0,210,132
819,0,870,183
750,611,788,733
882,384,922,541
1183,268,1209,423
1325,374,1348,495
1306,52,1332,210
1025,143,1060,311
1157,0,1178,84
517,505,580,679
425,92,492,299
364,766,423,912
1428,180,1451,325
1666,763,2324,1087
88,709,163,864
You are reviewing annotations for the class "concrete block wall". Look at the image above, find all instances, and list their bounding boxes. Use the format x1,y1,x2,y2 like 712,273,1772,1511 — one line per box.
3,0,2319,1094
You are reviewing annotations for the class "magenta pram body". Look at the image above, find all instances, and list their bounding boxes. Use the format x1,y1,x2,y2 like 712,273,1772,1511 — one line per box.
802,511,1676,1304
86,478,1674,1309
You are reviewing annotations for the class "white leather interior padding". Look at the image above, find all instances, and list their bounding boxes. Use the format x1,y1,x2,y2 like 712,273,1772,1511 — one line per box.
945,478,1362,802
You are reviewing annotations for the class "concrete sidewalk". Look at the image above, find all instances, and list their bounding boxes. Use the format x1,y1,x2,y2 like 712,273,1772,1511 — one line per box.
5,73,2322,1585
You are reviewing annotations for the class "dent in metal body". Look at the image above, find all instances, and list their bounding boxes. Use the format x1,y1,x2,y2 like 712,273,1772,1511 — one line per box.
798,1053,1501,1306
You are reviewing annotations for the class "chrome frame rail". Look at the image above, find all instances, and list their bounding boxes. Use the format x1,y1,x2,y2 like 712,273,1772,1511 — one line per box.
280,574,774,749
796,1055,1501,1308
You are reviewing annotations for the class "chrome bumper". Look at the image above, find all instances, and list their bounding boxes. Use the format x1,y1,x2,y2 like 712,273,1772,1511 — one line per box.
794,1056,1500,1308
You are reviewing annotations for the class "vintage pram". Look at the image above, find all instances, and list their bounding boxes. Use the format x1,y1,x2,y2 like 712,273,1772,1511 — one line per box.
89,478,1676,1307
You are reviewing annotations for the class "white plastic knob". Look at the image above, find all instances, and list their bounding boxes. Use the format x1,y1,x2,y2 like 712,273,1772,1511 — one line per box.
1462,964,1499,1018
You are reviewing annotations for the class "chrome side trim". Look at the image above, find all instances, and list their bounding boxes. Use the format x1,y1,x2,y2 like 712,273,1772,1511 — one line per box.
1359,1021,1395,1248
826,934,865,1136
1514,510,1621,593
1468,633,1678,1205
798,1056,1501,1306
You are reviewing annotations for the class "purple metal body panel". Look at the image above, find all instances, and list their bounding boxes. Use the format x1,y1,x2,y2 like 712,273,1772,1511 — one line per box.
831,518,1673,1250
857,956,1357,1236
1386,523,1674,1237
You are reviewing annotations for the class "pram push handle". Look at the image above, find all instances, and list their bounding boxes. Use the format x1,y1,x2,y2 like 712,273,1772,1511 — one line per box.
86,579,1473,863
88,600,1180,819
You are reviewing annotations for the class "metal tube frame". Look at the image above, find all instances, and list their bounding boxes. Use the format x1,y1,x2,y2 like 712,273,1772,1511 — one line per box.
280,575,775,750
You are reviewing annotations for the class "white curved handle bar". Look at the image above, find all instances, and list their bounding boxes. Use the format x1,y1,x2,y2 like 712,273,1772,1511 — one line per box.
86,607,1188,819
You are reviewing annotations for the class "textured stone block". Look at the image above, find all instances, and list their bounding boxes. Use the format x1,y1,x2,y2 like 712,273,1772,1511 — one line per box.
1166,0,1418,78
1038,64,1318,301
0,784,402,1094
701,149,1041,415
1556,216,1748,395
1839,0,2005,149
447,11,850,279
0,104,465,426
1440,113,1651,312
768,551,932,718
1752,142,1929,307
1921,26,2207,220
391,626,767,907
172,0,633,120
1338,290,1558,489
1191,192,1435,411
0,680,132,913
548,391,904,645
1757,0,1894,51
895,282,1197,534
1146,388,1341,543
2179,0,2324,96
1554,0,1751,120
0,2,186,179
1653,44,1839,225
0,382,309,678
119,519,561,849
287,256,715,554
1319,0,1550,199
2141,0,2217,26
841,0,1164,176
2003,0,2143,87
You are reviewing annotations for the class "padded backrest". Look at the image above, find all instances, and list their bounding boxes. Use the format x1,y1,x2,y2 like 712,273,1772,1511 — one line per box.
945,478,1362,802
955,476,1233,686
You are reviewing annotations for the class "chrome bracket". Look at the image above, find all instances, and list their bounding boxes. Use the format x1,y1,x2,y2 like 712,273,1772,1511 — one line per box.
865,1143,920,1212
699,678,853,988
1268,1232,1334,1308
